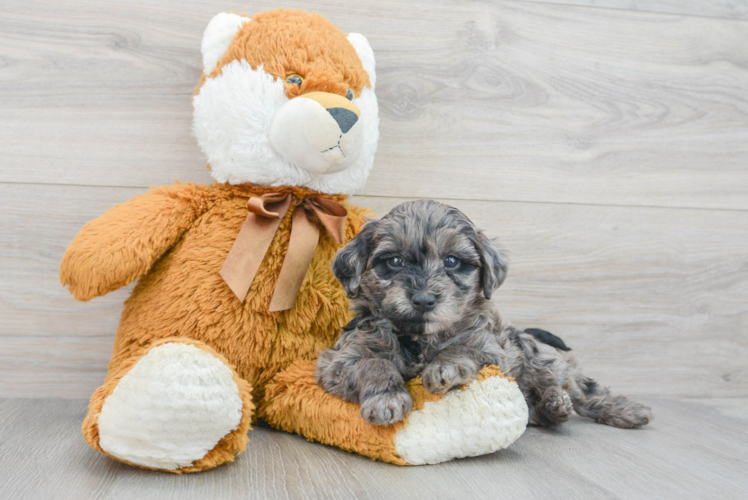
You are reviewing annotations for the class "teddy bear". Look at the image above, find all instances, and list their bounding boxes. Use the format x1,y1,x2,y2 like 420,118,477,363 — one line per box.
59,9,528,473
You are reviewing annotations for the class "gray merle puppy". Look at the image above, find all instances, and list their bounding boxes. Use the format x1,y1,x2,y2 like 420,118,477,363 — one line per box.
316,199,652,429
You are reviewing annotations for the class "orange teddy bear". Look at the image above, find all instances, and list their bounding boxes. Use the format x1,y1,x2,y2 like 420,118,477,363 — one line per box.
60,9,527,473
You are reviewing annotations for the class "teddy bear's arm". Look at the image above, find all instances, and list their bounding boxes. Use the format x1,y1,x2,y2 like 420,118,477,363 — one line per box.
60,183,209,301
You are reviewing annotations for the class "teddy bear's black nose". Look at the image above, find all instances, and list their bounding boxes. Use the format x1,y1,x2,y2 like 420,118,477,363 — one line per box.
327,107,358,134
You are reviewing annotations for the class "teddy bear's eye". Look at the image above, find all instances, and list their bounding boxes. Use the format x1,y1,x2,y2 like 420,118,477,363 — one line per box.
346,88,354,101
286,75,303,87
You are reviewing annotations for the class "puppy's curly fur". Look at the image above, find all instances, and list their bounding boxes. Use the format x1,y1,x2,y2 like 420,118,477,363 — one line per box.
316,200,653,428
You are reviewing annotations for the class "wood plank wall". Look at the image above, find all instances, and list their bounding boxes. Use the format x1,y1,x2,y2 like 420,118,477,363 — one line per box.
1,0,746,398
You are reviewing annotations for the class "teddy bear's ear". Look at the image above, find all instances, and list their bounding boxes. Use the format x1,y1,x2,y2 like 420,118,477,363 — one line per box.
347,33,376,88
202,13,251,75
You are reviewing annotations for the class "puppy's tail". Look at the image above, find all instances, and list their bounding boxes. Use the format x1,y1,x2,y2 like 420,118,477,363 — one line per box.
570,375,653,429
525,328,571,351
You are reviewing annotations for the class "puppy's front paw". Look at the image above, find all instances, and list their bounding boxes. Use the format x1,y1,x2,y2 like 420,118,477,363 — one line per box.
422,361,478,395
360,390,413,426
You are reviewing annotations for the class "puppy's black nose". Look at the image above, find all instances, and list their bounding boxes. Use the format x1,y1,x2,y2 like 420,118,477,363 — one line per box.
411,292,437,312
327,107,358,133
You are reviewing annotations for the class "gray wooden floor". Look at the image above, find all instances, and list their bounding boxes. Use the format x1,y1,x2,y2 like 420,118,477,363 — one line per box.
0,397,746,500
1,0,747,498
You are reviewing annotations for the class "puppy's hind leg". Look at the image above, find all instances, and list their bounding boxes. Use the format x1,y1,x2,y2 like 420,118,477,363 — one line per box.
511,327,653,429
534,386,574,426
567,372,653,429
502,328,574,426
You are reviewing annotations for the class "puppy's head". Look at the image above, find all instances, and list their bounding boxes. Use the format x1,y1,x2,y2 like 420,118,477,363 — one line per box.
333,200,508,333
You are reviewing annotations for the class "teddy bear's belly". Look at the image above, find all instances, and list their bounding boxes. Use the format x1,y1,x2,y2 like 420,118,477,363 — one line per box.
110,207,350,399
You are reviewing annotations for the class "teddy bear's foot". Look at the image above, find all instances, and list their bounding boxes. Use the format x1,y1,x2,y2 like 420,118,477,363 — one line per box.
260,361,528,465
393,367,529,465
83,338,254,472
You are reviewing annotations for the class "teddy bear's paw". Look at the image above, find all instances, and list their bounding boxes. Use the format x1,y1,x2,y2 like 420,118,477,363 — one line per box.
393,368,528,465
96,342,245,470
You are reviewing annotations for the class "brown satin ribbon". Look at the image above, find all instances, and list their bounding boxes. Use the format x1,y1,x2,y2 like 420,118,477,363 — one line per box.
220,193,348,311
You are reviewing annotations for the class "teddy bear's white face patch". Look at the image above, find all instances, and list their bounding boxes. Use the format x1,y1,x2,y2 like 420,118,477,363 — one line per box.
193,59,378,195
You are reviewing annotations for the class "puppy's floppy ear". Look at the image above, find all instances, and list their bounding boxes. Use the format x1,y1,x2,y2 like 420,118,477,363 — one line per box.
471,230,508,299
332,220,377,298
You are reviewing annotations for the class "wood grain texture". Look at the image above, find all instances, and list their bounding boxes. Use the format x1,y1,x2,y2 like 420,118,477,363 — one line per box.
0,397,746,499
1,0,748,209
520,0,748,20
2,184,746,398
1,184,140,338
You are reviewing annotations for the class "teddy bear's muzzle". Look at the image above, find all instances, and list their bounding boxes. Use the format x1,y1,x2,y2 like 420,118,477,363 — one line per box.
268,91,364,175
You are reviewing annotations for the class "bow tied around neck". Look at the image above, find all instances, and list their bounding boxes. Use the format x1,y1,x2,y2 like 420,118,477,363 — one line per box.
220,192,348,311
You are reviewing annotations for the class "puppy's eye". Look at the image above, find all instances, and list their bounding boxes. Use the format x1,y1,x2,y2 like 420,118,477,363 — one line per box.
444,256,460,270
387,256,404,269
346,88,355,101
286,75,303,87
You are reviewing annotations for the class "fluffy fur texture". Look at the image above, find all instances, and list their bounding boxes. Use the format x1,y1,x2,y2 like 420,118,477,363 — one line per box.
64,183,370,472
393,371,528,465
193,9,379,194
201,13,251,75
97,342,244,470
82,337,255,473
62,10,530,472
261,361,526,466
317,200,653,429
63,186,527,470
